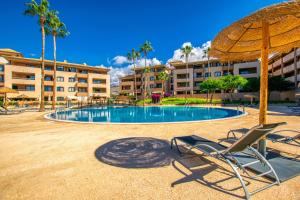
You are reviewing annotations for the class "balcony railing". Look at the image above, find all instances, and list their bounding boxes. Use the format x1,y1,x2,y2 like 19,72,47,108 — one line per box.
12,77,35,80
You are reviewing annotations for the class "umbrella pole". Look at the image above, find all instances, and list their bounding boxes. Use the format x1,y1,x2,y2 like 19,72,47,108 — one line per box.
258,20,270,156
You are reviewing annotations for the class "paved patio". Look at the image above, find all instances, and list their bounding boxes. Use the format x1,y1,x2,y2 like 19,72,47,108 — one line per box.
0,106,299,200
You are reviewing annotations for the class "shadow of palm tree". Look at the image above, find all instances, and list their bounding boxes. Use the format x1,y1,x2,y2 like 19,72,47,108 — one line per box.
95,137,174,168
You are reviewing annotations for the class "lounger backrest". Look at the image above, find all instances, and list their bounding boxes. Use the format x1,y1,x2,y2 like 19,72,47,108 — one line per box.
224,122,286,154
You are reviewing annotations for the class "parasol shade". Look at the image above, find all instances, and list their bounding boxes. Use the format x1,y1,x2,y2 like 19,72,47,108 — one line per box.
210,1,300,61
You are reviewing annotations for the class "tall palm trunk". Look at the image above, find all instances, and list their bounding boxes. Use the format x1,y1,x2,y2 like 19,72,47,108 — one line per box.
161,80,164,97
52,32,57,110
143,53,147,106
185,58,188,99
145,54,148,97
40,17,45,112
133,60,137,101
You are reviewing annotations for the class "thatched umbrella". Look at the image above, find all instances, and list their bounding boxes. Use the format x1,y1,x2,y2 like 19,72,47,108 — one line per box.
210,1,300,155
244,94,258,105
0,87,19,109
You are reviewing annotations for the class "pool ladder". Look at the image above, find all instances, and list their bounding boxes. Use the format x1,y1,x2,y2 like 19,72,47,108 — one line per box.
237,104,245,113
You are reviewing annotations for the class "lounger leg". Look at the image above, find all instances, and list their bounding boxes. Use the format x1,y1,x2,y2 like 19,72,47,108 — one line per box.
170,138,182,154
225,158,251,200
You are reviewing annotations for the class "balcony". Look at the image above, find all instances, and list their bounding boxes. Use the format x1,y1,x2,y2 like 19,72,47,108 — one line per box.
76,82,88,87
44,81,54,86
45,70,54,75
76,92,88,97
76,73,88,78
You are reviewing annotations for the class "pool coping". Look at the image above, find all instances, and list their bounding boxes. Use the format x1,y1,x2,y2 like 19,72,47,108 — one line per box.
44,106,248,125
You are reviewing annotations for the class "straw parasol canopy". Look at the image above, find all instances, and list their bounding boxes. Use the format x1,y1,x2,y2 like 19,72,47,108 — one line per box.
210,1,300,156
0,87,19,109
210,1,300,61
15,94,30,99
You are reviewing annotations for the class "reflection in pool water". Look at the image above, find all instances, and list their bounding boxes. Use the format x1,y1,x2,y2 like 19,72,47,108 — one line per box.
48,106,244,123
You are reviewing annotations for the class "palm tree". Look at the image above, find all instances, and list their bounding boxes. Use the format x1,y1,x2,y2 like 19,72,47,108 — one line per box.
180,44,193,99
202,46,211,79
45,10,69,110
140,41,153,101
24,0,50,112
158,70,169,97
127,49,140,101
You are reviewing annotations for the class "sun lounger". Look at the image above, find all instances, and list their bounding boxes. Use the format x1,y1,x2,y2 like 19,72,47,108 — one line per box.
170,122,285,200
227,124,300,147
0,106,26,115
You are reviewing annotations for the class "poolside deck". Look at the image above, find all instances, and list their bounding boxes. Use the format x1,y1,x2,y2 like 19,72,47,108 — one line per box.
0,106,299,200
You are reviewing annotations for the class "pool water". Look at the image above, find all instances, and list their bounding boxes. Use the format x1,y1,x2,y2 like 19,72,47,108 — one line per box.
48,106,244,124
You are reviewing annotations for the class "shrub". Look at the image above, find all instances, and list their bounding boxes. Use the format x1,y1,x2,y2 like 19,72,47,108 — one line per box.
151,94,161,104
164,92,171,98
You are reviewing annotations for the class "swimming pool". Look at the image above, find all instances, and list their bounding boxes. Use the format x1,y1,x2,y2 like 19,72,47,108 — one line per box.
46,106,245,124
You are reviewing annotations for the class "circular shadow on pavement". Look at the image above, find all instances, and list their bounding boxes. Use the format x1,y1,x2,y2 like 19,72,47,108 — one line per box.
95,137,173,168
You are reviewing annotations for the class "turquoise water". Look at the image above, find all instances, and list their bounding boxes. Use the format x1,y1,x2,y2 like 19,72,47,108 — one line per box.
49,106,244,123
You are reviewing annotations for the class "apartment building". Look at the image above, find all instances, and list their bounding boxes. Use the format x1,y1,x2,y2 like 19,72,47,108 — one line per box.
0,49,110,101
119,65,169,96
170,60,260,95
268,48,300,88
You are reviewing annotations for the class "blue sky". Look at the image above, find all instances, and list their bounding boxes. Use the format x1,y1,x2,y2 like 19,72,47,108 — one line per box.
1,0,283,84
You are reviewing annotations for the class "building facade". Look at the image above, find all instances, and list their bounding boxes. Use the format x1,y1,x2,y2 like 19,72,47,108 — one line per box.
268,48,300,88
170,60,260,95
119,65,170,96
0,49,110,101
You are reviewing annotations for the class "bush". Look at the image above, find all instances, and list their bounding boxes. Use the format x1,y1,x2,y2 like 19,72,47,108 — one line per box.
164,92,171,98
151,94,161,104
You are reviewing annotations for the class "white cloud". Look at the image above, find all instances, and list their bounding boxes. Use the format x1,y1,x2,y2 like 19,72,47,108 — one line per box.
167,41,214,63
112,55,130,65
135,57,162,67
108,66,133,86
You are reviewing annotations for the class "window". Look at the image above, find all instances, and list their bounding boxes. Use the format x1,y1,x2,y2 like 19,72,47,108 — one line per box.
57,97,64,101
57,86,64,92
0,65,4,72
93,88,106,93
69,77,76,82
93,79,103,84
194,73,202,78
79,70,88,74
68,87,76,92
57,76,64,82
67,67,77,72
44,76,53,81
204,72,211,77
239,67,257,75
177,74,189,79
45,66,52,71
78,87,87,92
150,68,155,72
150,84,155,88
44,86,52,91
26,85,35,91
78,78,87,83
194,82,201,87
150,76,155,81
177,82,189,87
156,83,162,88
56,66,64,71
214,71,222,77
0,75,3,82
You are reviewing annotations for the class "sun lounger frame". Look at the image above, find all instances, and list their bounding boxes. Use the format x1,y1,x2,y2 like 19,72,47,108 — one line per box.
171,123,285,200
